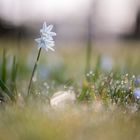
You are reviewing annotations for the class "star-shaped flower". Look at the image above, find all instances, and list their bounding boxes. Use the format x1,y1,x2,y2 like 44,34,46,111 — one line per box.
35,22,56,51
35,36,55,51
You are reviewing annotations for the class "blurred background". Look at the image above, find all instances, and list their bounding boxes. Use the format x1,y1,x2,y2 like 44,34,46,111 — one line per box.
0,0,140,82
0,0,140,40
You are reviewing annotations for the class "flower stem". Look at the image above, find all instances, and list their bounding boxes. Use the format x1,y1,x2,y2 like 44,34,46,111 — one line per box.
85,13,92,77
27,48,42,95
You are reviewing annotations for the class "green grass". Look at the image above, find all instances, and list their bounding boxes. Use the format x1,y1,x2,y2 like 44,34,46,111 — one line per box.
0,40,140,139
0,50,18,102
0,40,140,103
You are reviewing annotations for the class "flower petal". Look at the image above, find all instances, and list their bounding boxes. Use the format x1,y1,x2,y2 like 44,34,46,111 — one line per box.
35,38,41,43
47,46,55,51
46,25,54,32
48,42,55,47
48,32,57,36
35,22,56,52
46,40,55,44
43,22,47,31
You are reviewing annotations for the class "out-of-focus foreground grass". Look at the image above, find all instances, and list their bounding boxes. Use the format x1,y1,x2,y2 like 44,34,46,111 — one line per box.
0,104,140,140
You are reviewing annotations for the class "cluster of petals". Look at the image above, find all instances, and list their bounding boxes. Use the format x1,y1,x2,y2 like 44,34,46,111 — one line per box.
35,22,56,51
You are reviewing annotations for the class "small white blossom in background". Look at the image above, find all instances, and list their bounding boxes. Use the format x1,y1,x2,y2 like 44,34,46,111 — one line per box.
35,22,56,51
133,88,140,99
50,90,76,108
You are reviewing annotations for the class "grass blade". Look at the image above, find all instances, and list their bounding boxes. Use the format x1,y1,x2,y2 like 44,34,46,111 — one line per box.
11,56,18,96
1,49,7,83
0,79,15,101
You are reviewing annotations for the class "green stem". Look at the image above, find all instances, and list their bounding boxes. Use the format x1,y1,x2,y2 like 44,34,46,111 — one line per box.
85,14,92,77
27,48,42,95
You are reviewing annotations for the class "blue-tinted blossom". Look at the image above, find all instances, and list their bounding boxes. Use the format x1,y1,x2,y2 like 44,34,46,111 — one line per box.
133,88,140,99
35,36,55,51
35,22,56,51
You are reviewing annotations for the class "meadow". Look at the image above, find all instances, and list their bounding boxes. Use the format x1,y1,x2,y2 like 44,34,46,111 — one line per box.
0,38,140,140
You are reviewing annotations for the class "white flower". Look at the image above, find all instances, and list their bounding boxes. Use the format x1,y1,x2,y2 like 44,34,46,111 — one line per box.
40,22,56,38
35,22,56,51
35,36,55,51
